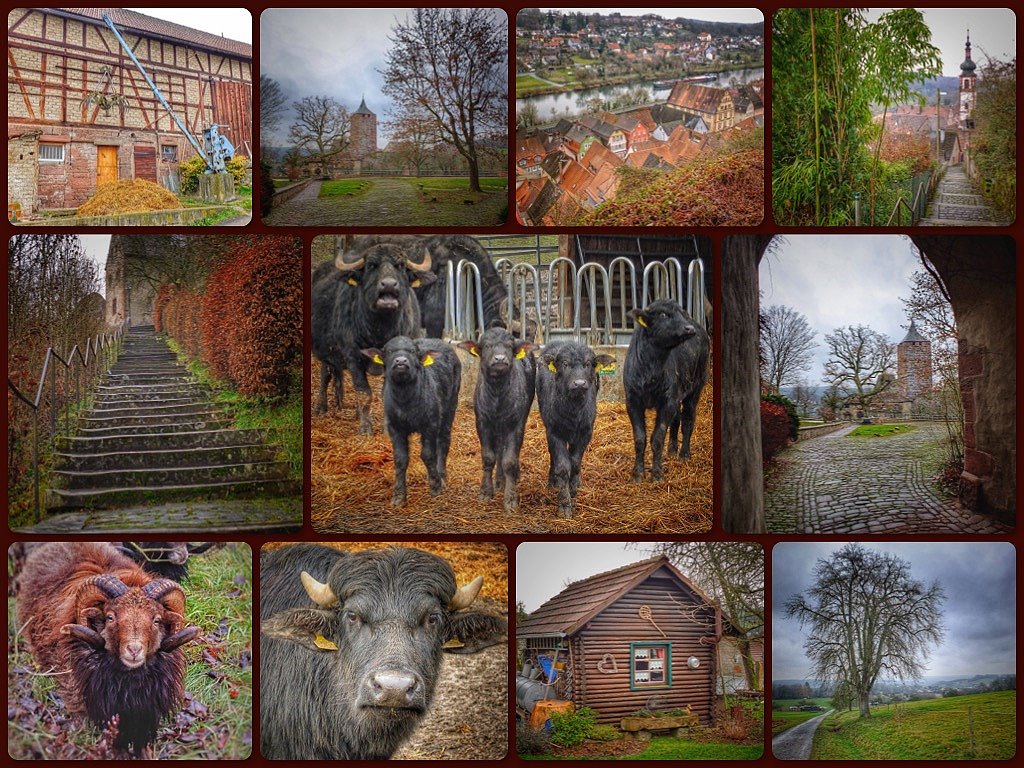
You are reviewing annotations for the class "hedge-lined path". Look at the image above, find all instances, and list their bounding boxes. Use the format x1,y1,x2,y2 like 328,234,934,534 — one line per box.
765,422,1010,534
28,325,301,532
919,165,1002,226
263,178,418,226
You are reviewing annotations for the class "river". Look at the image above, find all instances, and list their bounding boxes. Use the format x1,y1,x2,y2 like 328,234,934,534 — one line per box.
517,67,764,122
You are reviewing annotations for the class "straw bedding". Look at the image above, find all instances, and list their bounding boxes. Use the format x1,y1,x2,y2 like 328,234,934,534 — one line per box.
77,179,180,215
310,356,712,534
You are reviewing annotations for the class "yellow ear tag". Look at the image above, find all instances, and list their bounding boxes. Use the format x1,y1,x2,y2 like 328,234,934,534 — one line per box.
422,354,434,367
515,348,527,360
468,346,479,357
347,278,359,286
314,634,338,651
637,316,647,328
373,354,384,365
547,361,557,373
411,278,421,288
598,363,617,374
442,638,465,649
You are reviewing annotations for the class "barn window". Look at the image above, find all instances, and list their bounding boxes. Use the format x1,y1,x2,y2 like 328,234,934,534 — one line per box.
38,144,65,163
161,144,178,163
630,642,672,689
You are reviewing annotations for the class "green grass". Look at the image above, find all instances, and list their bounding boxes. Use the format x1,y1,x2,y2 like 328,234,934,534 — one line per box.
525,737,763,760
319,179,372,197
517,73,554,92
772,710,828,735
799,419,824,427
410,177,508,192
811,691,1016,760
166,339,303,480
847,423,916,438
8,543,252,759
272,178,294,188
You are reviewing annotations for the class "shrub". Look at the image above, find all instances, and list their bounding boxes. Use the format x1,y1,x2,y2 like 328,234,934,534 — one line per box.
550,706,597,748
178,155,207,194
761,401,791,462
226,154,249,186
586,724,621,741
259,159,275,217
762,392,799,440
515,723,552,755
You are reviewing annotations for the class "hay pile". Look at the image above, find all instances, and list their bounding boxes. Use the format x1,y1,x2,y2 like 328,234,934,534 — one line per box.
77,179,180,215
310,357,712,534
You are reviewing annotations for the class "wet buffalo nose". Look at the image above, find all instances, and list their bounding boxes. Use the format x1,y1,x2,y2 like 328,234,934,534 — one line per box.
492,353,509,364
570,378,589,391
369,670,420,707
392,355,409,367
379,277,399,291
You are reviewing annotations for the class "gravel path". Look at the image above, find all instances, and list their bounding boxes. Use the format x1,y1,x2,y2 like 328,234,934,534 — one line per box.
765,422,1010,534
772,710,833,760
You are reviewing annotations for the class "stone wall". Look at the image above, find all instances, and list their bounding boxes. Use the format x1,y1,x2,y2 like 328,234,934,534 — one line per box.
7,134,38,214
797,422,850,441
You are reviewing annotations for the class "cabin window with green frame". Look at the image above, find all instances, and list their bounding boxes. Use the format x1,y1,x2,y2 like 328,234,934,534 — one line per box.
630,642,672,689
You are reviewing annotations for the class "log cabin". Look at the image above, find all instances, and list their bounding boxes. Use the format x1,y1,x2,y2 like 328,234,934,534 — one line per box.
517,556,722,725
8,7,252,215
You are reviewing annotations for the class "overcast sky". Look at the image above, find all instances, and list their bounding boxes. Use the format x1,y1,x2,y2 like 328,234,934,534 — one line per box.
126,8,251,44
517,542,667,613
759,235,927,387
773,542,1016,681
863,8,1014,76
534,8,764,25
259,9,507,146
80,235,112,293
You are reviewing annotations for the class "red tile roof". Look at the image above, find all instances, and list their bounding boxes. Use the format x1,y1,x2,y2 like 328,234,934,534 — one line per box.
55,8,251,58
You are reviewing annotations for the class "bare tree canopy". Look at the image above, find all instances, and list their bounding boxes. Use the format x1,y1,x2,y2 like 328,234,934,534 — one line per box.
381,8,507,192
790,379,818,418
822,324,895,415
383,107,436,176
289,95,351,163
785,543,945,717
259,75,288,144
760,304,817,393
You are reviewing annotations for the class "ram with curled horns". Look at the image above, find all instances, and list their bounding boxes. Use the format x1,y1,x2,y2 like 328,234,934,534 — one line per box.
311,236,435,432
260,544,507,760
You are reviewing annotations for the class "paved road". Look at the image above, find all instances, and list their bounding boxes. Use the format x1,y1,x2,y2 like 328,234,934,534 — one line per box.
263,178,419,226
765,422,1010,534
772,710,833,760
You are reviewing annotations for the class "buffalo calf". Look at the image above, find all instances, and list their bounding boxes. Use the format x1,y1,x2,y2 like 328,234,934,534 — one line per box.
362,337,461,506
536,341,616,518
624,300,709,481
458,328,536,511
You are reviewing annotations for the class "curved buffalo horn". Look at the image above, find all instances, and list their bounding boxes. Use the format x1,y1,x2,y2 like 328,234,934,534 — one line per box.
300,571,338,607
335,247,366,273
449,575,484,610
405,248,432,272
78,574,128,599
161,625,201,652
142,579,183,601
61,623,107,649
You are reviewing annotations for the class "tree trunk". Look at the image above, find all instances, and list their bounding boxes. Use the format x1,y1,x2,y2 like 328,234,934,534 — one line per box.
858,690,871,717
467,157,482,193
721,236,773,533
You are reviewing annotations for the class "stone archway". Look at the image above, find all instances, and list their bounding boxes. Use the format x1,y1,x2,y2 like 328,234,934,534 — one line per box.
721,235,1015,533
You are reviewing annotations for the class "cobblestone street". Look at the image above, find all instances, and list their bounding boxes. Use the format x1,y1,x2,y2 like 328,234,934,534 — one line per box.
765,422,1010,534
264,178,421,226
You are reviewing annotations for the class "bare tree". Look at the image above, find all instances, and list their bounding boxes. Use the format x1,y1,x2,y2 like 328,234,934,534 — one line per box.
785,543,945,717
289,95,351,164
259,75,288,147
822,325,896,417
640,542,764,691
384,107,435,176
790,379,818,418
760,304,816,394
381,8,507,192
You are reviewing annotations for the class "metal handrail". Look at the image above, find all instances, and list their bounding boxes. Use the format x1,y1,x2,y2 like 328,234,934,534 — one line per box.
7,322,126,521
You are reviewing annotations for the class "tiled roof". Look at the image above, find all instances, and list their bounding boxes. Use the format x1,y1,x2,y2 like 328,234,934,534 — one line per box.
517,556,714,638
55,8,251,58
667,82,727,115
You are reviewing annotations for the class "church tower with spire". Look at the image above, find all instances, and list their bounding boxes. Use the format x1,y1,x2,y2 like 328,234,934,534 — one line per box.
958,30,977,129
349,96,378,174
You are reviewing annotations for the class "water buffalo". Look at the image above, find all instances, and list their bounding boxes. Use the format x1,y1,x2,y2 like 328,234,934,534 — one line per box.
260,544,506,760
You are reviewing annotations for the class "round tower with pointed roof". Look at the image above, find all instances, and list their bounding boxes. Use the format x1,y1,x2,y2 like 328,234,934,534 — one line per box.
349,96,378,173
897,319,933,401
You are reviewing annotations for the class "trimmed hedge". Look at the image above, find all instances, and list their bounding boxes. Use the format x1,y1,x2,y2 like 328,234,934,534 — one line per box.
761,401,792,462
762,392,800,440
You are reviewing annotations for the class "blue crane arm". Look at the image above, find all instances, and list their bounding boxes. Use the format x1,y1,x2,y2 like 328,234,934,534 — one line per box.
101,14,211,170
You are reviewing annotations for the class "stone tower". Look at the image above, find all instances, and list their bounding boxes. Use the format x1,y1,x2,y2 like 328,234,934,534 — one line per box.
958,30,977,129
104,236,157,328
349,97,378,174
897,320,933,401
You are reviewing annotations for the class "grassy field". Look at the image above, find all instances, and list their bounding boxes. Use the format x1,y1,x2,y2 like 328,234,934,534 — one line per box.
410,177,508,192
517,73,553,92
525,736,763,760
319,179,372,197
8,543,253,759
812,691,1016,760
771,698,831,734
847,423,916,437
399,177,508,226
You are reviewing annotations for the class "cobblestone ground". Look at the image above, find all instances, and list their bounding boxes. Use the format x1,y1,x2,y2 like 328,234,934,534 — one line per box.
765,423,1010,534
263,178,421,226
920,165,1005,226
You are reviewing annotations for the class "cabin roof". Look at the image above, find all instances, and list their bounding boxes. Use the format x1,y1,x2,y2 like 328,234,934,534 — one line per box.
517,556,716,639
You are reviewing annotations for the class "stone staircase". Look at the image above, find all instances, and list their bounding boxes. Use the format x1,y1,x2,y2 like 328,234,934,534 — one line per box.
919,165,1000,226
45,326,300,513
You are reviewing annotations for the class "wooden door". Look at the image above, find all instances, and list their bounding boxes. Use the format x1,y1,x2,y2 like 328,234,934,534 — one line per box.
133,146,157,182
97,145,118,187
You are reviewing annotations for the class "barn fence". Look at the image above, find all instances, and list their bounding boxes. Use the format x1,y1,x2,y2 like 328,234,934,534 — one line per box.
444,255,708,345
